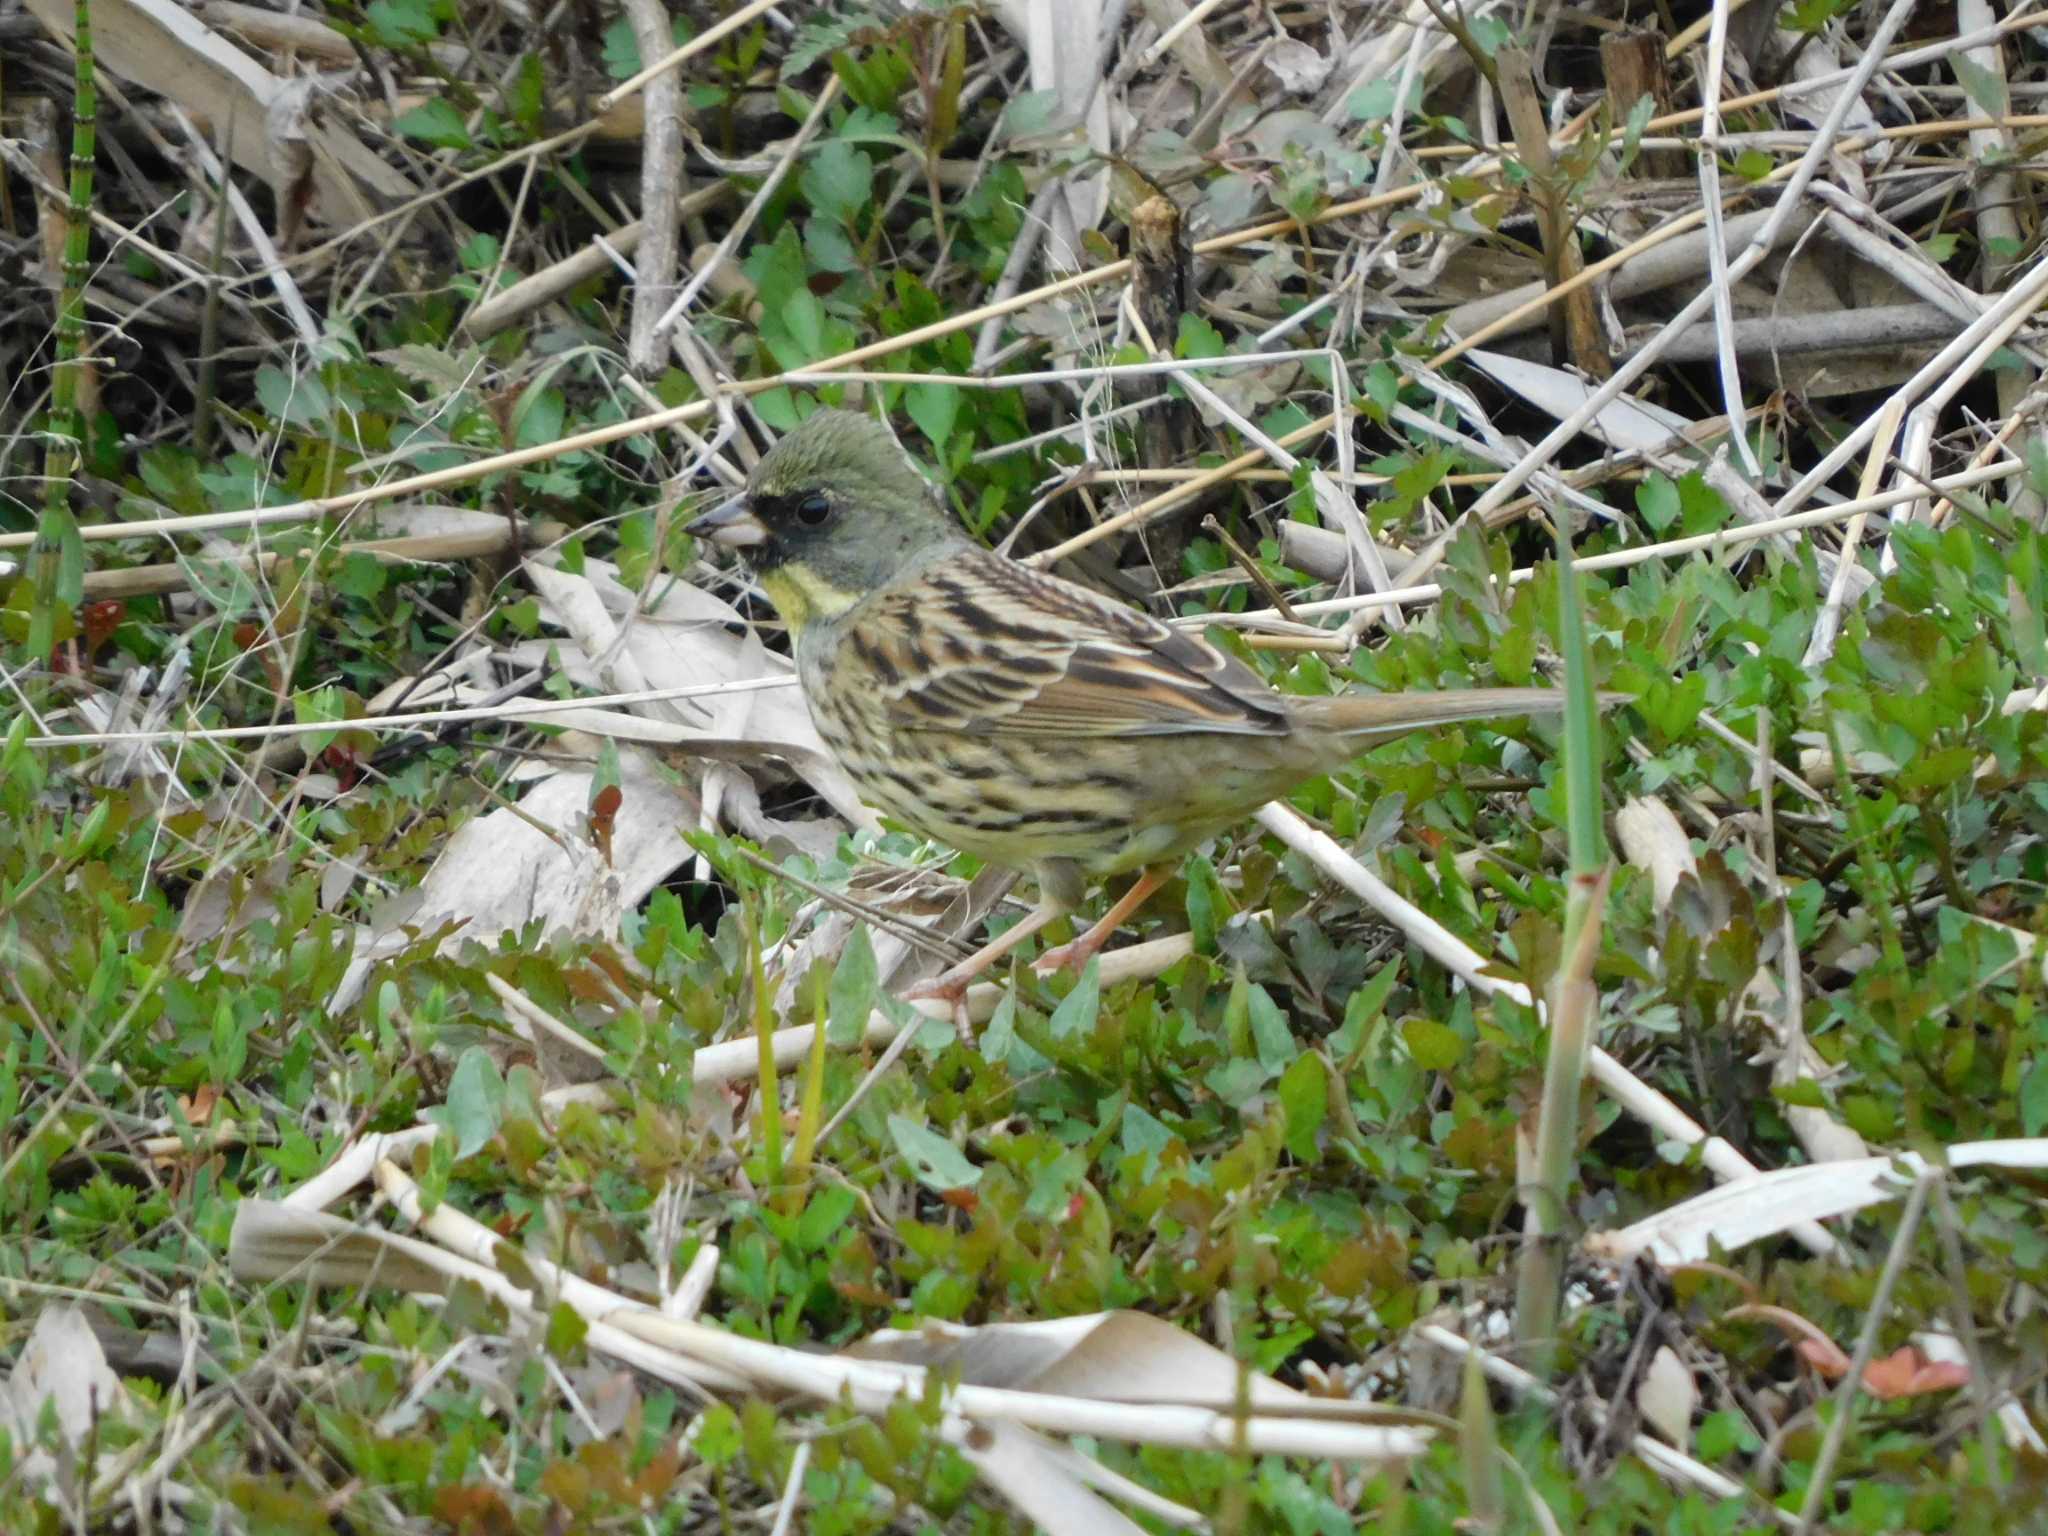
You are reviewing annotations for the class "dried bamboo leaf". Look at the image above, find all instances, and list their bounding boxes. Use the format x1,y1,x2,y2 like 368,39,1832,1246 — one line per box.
23,0,420,222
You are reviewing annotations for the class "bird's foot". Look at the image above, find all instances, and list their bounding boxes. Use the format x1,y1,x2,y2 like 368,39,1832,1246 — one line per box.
902,896,1072,1047
1031,932,1107,979
902,972,975,1046
1028,866,1172,982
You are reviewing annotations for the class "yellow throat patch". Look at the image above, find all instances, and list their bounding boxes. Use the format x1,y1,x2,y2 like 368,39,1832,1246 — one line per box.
758,563,861,634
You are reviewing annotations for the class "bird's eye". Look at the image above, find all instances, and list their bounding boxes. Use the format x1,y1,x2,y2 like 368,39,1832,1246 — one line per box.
795,492,833,526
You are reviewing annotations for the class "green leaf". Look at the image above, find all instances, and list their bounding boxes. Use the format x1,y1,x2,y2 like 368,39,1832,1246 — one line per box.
507,52,544,132
590,737,622,807
834,105,914,151
694,1404,742,1466
1000,89,1061,141
209,999,249,1085
258,1123,323,1181
1637,473,1680,533
1048,958,1100,1039
1731,148,1774,182
1842,1093,1895,1142
1176,313,1226,361
1199,172,1263,230
512,386,566,449
1897,744,1974,794
2024,439,2048,507
1024,1148,1087,1220
459,232,501,272
2021,1058,2048,1136
1278,1053,1326,1161
1332,962,1401,1059
1697,1410,1761,1460
1249,983,1294,1076
887,1114,980,1190
801,138,873,226
905,381,959,450
394,98,471,150
796,1184,858,1250
1347,79,1398,122
1122,1103,1172,1165
1363,361,1400,418
803,216,859,274
1359,790,1407,854
751,386,801,431
1402,1018,1465,1071
1205,1056,1268,1110
1466,13,1511,54
1223,962,1252,1057
136,444,205,511
978,988,1018,1064
1953,56,2006,117
780,289,827,363
429,1046,508,1159
826,925,877,1045
367,0,439,46
545,1299,589,1360
291,686,348,759
1771,1077,1827,1109
1676,471,1728,534
783,15,866,78
1619,92,1656,172
1184,855,1227,952
334,553,388,601
255,365,333,429
600,18,641,78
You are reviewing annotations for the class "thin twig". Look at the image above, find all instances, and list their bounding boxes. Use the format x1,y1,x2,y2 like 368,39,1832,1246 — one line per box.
1793,1172,1936,1533
1200,514,1300,623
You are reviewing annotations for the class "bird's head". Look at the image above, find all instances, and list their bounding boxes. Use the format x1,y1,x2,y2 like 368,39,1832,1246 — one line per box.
687,410,957,631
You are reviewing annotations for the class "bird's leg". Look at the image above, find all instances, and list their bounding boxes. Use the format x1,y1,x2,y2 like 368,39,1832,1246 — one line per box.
903,896,1067,1042
1032,865,1172,978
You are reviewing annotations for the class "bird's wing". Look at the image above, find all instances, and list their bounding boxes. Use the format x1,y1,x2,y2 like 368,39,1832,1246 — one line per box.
849,551,1295,738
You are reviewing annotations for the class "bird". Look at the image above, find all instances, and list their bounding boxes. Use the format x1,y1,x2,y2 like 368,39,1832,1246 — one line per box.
688,408,1572,1022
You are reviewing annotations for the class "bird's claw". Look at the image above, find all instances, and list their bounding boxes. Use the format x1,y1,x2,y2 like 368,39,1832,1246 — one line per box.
1031,936,1102,979
902,974,975,1046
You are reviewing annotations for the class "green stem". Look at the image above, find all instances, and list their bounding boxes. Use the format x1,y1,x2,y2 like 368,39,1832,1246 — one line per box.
1512,488,1610,1374
51,0,96,465
23,0,95,663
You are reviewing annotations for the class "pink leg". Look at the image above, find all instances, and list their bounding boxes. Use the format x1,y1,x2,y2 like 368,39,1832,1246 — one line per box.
904,897,1067,1041
1032,866,1172,978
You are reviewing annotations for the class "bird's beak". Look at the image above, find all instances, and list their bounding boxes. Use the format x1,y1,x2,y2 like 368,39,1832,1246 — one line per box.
686,493,769,549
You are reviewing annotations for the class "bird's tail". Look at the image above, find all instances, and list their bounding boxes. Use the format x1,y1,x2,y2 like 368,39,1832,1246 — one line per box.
1300,687,1574,741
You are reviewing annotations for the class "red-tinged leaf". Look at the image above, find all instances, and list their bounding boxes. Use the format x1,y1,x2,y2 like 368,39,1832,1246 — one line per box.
834,1277,897,1308
589,781,621,863
434,1484,517,1535
1795,1336,1853,1379
563,965,614,1002
1861,1345,1971,1400
82,599,123,652
180,1084,220,1126
320,744,362,792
